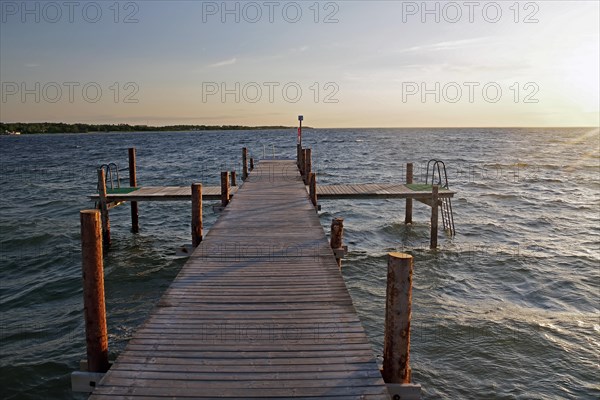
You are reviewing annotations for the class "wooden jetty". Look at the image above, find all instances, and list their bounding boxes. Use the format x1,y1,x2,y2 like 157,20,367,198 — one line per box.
74,142,456,399
84,159,392,398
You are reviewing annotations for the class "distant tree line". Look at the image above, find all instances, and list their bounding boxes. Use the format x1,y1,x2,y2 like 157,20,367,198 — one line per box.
0,122,297,135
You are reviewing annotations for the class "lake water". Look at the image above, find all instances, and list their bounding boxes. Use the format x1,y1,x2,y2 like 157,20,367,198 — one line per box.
0,128,598,399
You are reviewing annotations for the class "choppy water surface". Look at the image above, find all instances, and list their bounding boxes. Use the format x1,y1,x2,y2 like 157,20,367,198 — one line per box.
0,128,598,399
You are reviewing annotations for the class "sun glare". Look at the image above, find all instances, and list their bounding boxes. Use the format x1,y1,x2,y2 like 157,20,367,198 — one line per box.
560,40,600,114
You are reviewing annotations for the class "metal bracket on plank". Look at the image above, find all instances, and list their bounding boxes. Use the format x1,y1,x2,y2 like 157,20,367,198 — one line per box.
71,371,105,392
386,383,422,400
71,360,112,393
333,245,348,258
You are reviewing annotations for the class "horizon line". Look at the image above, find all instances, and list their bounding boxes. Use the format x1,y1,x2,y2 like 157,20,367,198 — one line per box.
1,122,598,130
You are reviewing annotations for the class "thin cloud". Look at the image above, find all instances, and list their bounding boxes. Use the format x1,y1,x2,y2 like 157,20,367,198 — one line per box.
291,46,309,53
398,37,493,53
208,58,237,68
25,63,40,68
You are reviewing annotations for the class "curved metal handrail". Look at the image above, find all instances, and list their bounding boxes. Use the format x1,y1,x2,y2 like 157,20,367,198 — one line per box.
98,163,120,189
426,159,449,189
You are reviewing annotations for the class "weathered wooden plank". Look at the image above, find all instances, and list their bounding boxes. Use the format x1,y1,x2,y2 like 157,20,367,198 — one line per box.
98,376,386,390
110,348,379,359
90,394,388,400
113,354,378,366
111,361,379,373
91,385,389,398
90,395,387,400
104,367,385,381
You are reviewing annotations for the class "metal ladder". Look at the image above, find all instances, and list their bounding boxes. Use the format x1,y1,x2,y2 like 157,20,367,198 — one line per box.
98,163,121,190
263,144,276,160
426,159,456,236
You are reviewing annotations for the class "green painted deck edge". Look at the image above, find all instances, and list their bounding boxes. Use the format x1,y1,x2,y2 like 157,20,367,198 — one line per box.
406,183,433,191
106,187,138,194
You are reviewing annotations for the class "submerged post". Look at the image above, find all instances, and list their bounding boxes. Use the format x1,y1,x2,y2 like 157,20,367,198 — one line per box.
405,163,413,224
221,171,230,207
430,185,439,249
242,148,248,181
250,157,254,171
191,183,203,247
231,170,237,186
128,148,139,233
80,210,109,373
382,252,413,384
330,218,344,268
97,169,110,249
309,172,317,209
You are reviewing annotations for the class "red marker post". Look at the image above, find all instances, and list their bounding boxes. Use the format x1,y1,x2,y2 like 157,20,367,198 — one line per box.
297,115,303,168
298,115,303,146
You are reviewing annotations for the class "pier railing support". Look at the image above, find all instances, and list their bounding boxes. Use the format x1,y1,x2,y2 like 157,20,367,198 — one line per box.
80,210,109,373
309,172,317,209
231,170,237,186
221,171,230,207
128,147,139,233
383,252,413,383
242,148,248,181
405,163,413,224
430,185,439,249
97,169,111,249
192,183,203,247
330,218,346,269
382,252,421,400
250,157,254,171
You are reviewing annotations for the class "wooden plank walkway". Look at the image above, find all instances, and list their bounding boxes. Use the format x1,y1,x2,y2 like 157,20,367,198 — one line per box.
90,186,239,201
316,184,453,199
89,183,452,202
90,160,390,399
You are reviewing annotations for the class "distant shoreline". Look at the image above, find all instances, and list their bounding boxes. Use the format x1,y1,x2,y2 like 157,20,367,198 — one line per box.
0,122,302,135
1,123,596,135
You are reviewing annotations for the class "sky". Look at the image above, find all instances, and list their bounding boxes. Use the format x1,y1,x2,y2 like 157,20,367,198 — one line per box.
0,0,598,128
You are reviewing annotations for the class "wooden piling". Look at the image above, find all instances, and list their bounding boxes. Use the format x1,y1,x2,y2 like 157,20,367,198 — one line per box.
382,252,413,384
309,172,317,209
191,183,203,247
128,148,139,233
221,171,230,207
330,218,344,268
242,148,248,181
430,185,439,249
250,157,254,171
303,149,309,178
80,210,109,373
231,170,237,186
405,163,413,225
299,148,305,175
304,148,312,185
297,143,302,168
97,169,110,249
